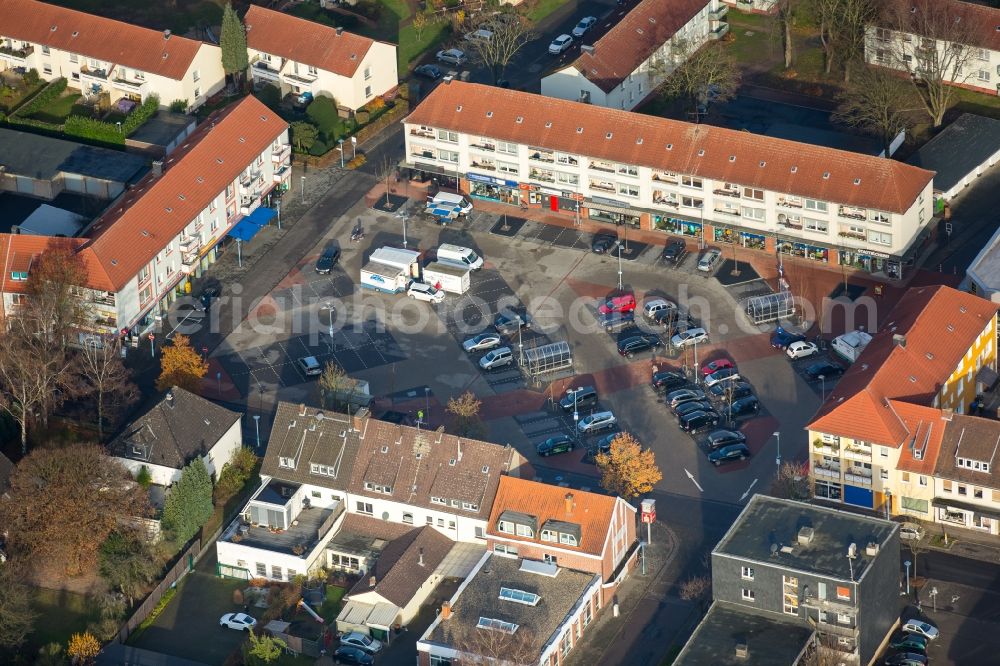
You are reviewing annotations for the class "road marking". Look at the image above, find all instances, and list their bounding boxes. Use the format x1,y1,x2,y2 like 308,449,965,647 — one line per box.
165,308,202,340
739,478,759,502
684,469,704,493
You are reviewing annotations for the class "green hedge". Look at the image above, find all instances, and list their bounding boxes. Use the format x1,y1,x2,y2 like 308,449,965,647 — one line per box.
13,77,67,118
123,94,160,135
63,94,159,144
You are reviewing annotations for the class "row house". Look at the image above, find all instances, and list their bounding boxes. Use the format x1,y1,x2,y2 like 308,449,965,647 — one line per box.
244,5,397,112
0,95,291,338
417,477,638,666
931,413,1000,535
541,0,728,111
403,81,935,279
0,0,224,110
806,285,1000,518
866,0,1000,97
677,496,900,666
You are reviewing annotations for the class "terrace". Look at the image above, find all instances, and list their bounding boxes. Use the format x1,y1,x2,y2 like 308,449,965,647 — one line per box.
226,502,342,556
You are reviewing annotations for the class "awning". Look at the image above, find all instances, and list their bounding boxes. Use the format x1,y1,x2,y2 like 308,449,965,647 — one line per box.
228,207,277,242
931,496,1000,521
977,365,999,389
336,599,399,630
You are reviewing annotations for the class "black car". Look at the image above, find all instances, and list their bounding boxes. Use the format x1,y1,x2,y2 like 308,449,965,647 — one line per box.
599,311,636,333
655,308,696,333
197,285,220,311
883,653,928,666
709,381,754,400
414,63,443,79
333,646,375,666
708,443,751,466
771,326,807,349
675,400,715,418
594,431,623,454
726,396,761,420
705,429,747,450
662,239,687,264
805,362,844,381
618,334,662,358
494,311,532,336
652,370,686,392
679,410,719,433
592,234,622,254
536,435,575,457
667,388,707,410
559,386,598,412
315,247,341,274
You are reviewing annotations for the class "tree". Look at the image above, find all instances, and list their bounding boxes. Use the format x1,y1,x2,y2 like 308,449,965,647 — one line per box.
834,66,918,152
77,337,139,440
319,361,350,409
220,3,248,90
595,433,662,499
22,241,87,354
36,643,67,666
156,334,208,394
655,40,740,119
769,461,812,500
98,529,158,605
305,95,341,140
452,624,537,665
244,631,286,665
679,575,712,613
464,11,535,84
255,83,281,109
136,465,153,488
0,561,38,650
906,539,929,587
446,391,487,439
412,12,429,43
0,330,49,454
883,0,990,127
161,458,214,544
215,447,259,503
811,0,842,75
66,632,100,663
0,445,149,575
829,0,877,82
290,121,319,151
775,0,799,69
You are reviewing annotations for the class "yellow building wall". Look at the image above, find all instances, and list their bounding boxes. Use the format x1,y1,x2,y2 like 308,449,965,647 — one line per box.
939,317,997,414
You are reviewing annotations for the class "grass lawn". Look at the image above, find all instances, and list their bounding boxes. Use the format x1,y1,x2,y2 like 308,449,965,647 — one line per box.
27,91,82,125
725,19,778,64
525,0,569,24
28,588,101,655
318,585,347,623
398,19,451,72
0,81,45,114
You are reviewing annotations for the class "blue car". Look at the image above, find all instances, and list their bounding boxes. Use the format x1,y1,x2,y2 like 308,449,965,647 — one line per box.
771,326,806,349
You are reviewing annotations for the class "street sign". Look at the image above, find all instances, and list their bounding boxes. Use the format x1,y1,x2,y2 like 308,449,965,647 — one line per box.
640,498,656,523
945,222,953,235
148,333,155,341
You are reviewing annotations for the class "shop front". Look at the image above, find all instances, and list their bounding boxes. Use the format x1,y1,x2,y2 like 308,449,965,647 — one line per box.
654,214,702,238
740,232,766,250
588,196,640,227
839,248,902,279
468,172,521,206
778,240,829,262
410,161,459,191
712,227,766,250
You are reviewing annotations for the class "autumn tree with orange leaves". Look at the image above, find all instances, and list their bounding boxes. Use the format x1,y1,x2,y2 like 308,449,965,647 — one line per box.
595,433,662,499
156,334,208,394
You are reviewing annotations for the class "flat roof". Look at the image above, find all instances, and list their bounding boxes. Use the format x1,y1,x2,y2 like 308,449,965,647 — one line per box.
714,495,897,581
673,602,813,666
0,127,147,183
908,113,1000,193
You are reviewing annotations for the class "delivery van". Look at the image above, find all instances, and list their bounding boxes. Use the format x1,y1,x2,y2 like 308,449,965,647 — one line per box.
428,192,474,215
437,244,484,271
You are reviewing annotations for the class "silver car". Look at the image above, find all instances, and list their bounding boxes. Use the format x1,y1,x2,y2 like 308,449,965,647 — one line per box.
463,332,502,353
577,410,617,434
436,48,466,66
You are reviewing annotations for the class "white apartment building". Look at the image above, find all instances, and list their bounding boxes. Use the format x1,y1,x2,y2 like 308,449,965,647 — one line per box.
244,5,398,112
541,0,728,111
866,0,1000,97
404,81,935,278
723,0,777,14
0,0,224,110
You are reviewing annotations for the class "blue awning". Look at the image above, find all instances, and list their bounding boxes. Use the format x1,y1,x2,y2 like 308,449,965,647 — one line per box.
246,207,277,226
227,208,277,242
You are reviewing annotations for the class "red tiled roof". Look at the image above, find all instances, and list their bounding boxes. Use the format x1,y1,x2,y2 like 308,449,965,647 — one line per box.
881,0,1000,53
1,0,204,80
570,0,710,93
0,235,106,295
405,82,934,213
487,477,622,556
891,401,945,474
244,5,377,78
808,285,1000,446
82,96,287,291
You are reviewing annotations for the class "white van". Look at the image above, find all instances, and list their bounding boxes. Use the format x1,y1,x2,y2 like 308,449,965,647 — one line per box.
429,192,474,215
437,244,484,271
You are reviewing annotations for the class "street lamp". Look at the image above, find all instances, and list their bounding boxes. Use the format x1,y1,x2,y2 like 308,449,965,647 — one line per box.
904,560,912,596
300,175,306,200
397,210,408,248
617,244,624,292
572,386,583,428
324,301,335,338
819,374,826,402
425,387,431,422
774,431,781,467
338,139,345,168
350,136,357,159
253,414,261,449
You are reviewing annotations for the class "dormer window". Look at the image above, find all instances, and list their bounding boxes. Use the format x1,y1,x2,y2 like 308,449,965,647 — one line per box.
278,456,295,469
498,520,515,534
956,457,990,473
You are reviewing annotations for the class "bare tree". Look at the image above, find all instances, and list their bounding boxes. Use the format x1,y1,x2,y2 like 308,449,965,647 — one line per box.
883,0,990,127
655,40,740,119
834,65,919,152
77,337,139,441
775,0,799,69
769,461,812,500
374,154,396,206
831,0,878,82
319,361,350,409
811,0,841,75
452,625,537,665
463,11,535,85
679,575,713,613
21,242,87,354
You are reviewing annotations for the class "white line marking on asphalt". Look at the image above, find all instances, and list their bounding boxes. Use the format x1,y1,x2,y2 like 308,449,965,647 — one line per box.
740,478,759,502
684,469,704,493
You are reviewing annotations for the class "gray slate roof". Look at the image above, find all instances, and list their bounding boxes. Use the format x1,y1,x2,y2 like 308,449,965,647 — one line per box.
907,113,1000,193
108,387,241,470
673,601,814,666
348,525,453,607
0,127,147,184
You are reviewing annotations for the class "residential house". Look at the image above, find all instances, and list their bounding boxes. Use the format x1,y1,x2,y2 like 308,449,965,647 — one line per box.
932,413,1000,535
965,209,1000,301
806,285,1000,517
244,5,398,112
677,495,900,666
108,387,243,487
417,478,639,666
906,113,1000,202
403,81,935,279
0,95,291,338
722,0,777,15
866,0,1000,97
0,0,224,110
540,0,728,110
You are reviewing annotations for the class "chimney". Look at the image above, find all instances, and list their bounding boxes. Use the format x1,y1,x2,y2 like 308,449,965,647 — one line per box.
457,440,463,462
581,45,596,55
352,406,369,433
440,601,452,619
298,403,307,416
893,333,907,348
941,408,954,421
166,390,175,406
418,547,425,567
369,575,376,588
735,642,748,659
564,492,575,515
151,160,164,177
163,29,171,40
336,27,344,36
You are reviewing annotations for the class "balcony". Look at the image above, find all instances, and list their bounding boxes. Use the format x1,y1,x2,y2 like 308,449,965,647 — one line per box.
812,442,839,457
813,465,842,480
714,187,740,198
709,23,730,40
80,65,110,82
653,195,679,208
529,150,555,164
240,196,261,216
225,502,342,556
713,206,740,216
273,164,290,183
239,171,264,195
471,141,496,152
590,181,616,193
91,292,116,307
530,169,555,183
589,162,616,173
251,60,281,82
838,206,867,221
652,172,678,184
777,197,803,209
779,219,804,231
112,76,147,94
844,471,872,486
179,234,201,253
471,160,497,172
282,70,317,86
181,254,200,275
838,230,866,241
0,44,34,63
709,5,728,21
271,144,291,164
842,446,872,463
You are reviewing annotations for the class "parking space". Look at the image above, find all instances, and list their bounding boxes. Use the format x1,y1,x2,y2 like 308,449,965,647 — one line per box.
787,350,845,397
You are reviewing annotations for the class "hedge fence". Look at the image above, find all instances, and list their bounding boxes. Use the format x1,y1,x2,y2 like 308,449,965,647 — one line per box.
9,77,67,119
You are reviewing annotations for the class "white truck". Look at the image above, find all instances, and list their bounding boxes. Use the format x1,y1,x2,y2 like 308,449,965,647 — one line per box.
831,329,873,363
437,244,484,271
423,261,471,295
360,247,421,294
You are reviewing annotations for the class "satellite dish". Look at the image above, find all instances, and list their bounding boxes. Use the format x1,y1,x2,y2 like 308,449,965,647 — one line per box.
770,543,779,556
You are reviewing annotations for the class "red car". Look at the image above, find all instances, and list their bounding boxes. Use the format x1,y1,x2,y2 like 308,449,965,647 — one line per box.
701,359,734,377
598,292,636,315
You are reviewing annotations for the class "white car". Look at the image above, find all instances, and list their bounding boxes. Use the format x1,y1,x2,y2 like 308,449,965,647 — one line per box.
220,612,256,631
436,48,467,66
642,298,674,320
901,619,939,640
465,29,493,43
786,340,820,359
577,410,617,434
671,327,709,348
549,34,574,54
899,522,925,541
572,16,597,37
340,631,383,654
408,281,445,303
463,332,502,352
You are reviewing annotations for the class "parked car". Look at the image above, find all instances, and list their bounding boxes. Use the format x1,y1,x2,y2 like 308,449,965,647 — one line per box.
705,429,747,451
671,327,708,348
655,308,694,334
900,619,939,640
786,340,820,359
805,361,844,381
463,332,502,353
599,292,636,315
662,239,687,264
436,48,466,66
652,370,687,392
675,401,716,418
701,359,734,376
577,411,617,434
220,613,256,631
315,246,341,274
709,381,754,401
297,356,322,377
494,310,532,335
465,28,494,42
572,16,597,37
333,646,375,666
667,388,707,410
697,248,722,272
771,326,806,349
890,634,928,652
599,310,636,332
414,63,443,79
899,523,925,541
549,34,574,54
559,386,598,412
197,285,220,311
679,410,720,433
883,653,928,666
592,233,621,254
595,431,623,454
708,443,751,466
536,434,575,457
407,281,445,303
725,396,761,421
340,632,383,654
704,368,740,388
642,299,674,320
618,334,663,358
479,347,513,371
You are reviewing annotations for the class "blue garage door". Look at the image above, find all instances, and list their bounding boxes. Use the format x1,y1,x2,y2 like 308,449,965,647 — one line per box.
844,485,874,509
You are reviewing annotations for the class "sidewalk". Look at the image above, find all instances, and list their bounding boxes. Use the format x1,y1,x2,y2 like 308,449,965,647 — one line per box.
918,520,1000,565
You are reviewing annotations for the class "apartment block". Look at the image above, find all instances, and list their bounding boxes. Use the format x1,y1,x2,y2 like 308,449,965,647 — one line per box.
244,5,397,112
403,81,935,279
541,0,728,110
807,285,1000,518
932,414,1000,534
0,0,224,110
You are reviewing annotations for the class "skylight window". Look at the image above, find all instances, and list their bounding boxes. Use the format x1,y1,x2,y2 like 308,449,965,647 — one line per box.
499,588,540,606
477,617,518,634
